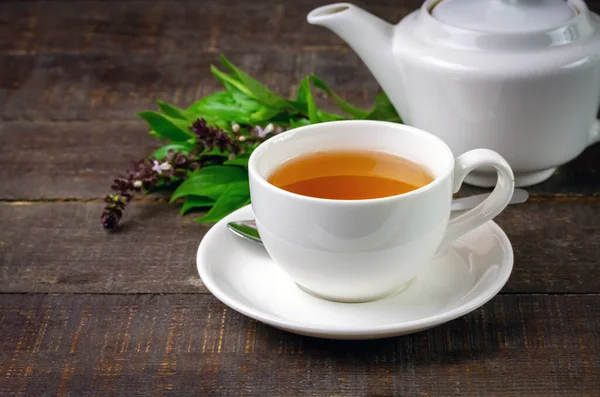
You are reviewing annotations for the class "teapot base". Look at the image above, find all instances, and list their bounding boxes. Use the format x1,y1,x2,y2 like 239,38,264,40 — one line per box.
464,167,557,188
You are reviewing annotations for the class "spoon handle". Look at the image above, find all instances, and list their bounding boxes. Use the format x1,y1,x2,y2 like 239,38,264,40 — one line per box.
227,189,528,245
227,219,261,244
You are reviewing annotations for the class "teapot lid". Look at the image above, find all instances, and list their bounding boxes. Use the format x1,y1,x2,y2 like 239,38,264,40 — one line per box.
431,0,576,33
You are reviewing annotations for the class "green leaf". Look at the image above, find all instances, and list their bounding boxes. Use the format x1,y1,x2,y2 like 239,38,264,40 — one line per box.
138,111,192,141
266,112,294,124
310,74,369,118
170,166,248,202
210,65,255,98
295,80,308,105
181,196,215,215
199,154,228,168
317,109,346,123
250,106,282,123
294,76,345,122
172,180,230,202
283,99,309,115
211,119,233,132
188,91,253,124
220,55,289,109
144,179,181,194
366,92,403,123
157,100,189,120
152,142,195,159
148,130,162,139
299,76,318,124
227,84,263,113
195,165,248,179
195,181,251,223
200,147,229,158
223,156,250,167
293,80,309,109
289,117,311,129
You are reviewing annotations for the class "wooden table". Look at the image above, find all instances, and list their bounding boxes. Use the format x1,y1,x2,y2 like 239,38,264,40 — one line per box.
1,0,599,395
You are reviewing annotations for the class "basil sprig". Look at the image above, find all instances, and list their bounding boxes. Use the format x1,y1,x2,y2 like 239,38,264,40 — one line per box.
102,55,402,229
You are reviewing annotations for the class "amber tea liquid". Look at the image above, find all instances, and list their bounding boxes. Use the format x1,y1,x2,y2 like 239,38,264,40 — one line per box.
268,150,433,200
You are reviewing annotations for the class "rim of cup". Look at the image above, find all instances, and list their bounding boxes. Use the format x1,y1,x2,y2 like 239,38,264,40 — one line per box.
248,120,456,205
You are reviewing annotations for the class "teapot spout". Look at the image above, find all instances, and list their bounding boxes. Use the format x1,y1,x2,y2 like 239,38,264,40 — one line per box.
307,3,400,107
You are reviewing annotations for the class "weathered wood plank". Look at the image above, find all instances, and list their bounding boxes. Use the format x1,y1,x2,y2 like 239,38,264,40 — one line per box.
0,201,210,294
0,0,417,55
0,51,379,121
1,120,599,200
0,121,158,200
0,293,598,396
0,201,598,294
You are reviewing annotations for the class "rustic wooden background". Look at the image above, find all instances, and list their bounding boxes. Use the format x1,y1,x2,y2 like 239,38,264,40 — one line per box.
1,0,599,395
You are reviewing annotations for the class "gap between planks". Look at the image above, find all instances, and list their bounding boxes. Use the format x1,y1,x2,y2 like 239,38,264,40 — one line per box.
0,119,143,124
0,292,598,296
0,197,171,204
0,45,352,57
1,195,599,205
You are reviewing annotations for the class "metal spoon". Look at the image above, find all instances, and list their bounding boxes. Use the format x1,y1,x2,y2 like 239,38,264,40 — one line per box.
227,188,529,245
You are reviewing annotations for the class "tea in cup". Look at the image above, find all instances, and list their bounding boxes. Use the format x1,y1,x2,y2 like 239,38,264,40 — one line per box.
248,120,514,302
268,149,434,200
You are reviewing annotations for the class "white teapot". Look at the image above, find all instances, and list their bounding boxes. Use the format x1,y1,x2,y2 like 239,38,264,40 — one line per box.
308,0,600,187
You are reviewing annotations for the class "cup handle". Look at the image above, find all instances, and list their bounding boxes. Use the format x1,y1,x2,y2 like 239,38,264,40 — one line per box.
439,149,515,251
589,119,600,146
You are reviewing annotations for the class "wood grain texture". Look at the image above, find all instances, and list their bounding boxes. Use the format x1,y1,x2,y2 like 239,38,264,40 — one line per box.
2,0,600,122
0,0,418,55
1,1,600,394
0,201,210,294
0,0,396,122
0,51,379,121
0,293,598,396
0,121,158,200
1,120,599,200
525,143,600,196
1,201,598,294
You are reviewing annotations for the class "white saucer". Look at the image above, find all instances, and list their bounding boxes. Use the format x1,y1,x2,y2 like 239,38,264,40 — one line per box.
197,205,513,340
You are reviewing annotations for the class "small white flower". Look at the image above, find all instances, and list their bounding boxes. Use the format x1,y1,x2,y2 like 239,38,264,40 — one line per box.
159,162,172,171
232,123,241,133
133,180,143,188
238,135,246,142
263,123,274,135
254,125,265,137
151,160,162,174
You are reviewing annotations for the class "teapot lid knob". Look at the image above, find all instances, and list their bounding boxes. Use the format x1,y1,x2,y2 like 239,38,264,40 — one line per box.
431,0,576,33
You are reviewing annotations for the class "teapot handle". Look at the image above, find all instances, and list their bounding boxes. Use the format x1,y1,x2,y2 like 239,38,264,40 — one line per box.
590,119,600,146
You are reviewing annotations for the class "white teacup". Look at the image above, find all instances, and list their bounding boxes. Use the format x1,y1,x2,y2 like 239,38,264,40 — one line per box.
248,120,515,302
